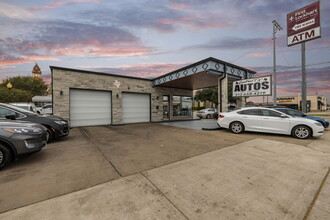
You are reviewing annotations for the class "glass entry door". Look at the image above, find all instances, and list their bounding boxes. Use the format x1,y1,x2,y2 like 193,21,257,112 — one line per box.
163,96,169,119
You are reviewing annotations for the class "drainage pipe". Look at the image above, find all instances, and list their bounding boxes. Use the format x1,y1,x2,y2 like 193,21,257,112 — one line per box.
218,65,227,113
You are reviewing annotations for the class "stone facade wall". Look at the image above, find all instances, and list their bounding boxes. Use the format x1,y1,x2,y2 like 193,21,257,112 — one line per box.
52,68,193,123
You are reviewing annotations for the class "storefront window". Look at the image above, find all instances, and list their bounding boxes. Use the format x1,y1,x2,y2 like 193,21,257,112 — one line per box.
163,96,169,119
172,96,192,116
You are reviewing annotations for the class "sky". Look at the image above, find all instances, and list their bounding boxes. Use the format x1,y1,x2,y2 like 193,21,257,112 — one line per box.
0,0,329,104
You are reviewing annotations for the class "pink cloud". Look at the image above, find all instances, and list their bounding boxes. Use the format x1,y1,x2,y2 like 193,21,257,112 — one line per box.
54,46,151,57
1,21,154,65
29,0,102,11
248,52,271,57
116,62,189,78
80,62,191,79
0,55,58,68
42,76,52,84
71,0,102,2
169,2,190,10
29,1,66,11
154,14,232,31
155,19,174,25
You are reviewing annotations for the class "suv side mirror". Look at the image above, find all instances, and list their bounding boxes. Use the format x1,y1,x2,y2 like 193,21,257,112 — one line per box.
5,114,16,120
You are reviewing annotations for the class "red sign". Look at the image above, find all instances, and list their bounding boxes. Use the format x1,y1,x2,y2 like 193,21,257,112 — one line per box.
287,1,321,46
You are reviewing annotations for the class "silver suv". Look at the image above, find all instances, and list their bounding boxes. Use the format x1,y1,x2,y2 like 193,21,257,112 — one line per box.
0,120,47,169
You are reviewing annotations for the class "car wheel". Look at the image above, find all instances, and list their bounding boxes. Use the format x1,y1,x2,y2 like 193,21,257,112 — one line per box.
0,144,12,169
46,128,54,143
230,122,244,134
206,114,211,119
292,125,311,139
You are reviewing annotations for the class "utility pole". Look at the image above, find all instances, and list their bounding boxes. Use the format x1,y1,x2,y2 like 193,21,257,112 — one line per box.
301,42,307,112
272,20,282,106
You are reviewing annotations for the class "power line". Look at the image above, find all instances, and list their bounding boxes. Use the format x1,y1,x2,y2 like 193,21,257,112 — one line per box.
277,39,291,66
257,61,330,73
229,38,273,63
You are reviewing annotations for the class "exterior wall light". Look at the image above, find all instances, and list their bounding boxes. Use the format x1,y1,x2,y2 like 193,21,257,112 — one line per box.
116,93,119,98
7,82,12,90
60,90,63,95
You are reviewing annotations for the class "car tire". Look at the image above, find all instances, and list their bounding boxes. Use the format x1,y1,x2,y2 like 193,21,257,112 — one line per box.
0,144,12,169
292,125,311,139
46,128,54,143
230,121,244,134
206,114,211,119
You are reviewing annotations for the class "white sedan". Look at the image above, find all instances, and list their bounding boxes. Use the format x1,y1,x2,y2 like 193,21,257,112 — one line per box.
217,107,324,139
196,108,218,119
38,104,52,115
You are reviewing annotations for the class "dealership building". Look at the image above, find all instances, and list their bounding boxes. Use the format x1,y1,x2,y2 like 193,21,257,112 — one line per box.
51,57,256,127
277,94,327,112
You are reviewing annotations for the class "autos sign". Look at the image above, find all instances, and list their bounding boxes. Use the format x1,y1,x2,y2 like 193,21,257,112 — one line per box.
233,76,271,97
287,1,321,46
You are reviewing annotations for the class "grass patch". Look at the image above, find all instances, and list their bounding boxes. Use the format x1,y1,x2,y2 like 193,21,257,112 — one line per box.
308,114,330,117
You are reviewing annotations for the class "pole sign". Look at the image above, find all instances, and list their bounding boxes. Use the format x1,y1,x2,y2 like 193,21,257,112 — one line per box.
287,1,321,46
232,75,272,97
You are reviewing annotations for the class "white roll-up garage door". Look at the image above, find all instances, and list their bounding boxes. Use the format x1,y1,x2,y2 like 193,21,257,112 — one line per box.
122,93,150,123
70,89,111,127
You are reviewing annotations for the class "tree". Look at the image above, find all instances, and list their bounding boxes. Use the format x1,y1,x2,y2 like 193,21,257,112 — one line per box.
195,87,218,105
0,87,34,103
194,84,236,106
0,76,47,97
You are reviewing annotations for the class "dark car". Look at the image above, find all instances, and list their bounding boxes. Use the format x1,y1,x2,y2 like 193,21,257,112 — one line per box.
270,107,329,128
0,120,47,169
0,103,69,142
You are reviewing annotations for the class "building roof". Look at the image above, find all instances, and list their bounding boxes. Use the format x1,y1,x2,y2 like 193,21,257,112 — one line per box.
50,57,257,90
50,66,153,81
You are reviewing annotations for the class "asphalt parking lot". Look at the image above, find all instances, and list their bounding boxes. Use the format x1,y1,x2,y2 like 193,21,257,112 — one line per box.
0,120,329,219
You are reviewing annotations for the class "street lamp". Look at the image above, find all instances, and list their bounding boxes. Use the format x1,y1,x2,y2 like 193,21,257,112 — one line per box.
6,82,12,90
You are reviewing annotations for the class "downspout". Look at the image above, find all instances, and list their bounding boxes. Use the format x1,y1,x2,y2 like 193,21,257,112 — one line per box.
50,67,54,116
218,64,227,113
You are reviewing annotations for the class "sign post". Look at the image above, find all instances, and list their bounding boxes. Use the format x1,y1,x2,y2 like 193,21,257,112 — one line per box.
301,42,306,112
287,1,321,112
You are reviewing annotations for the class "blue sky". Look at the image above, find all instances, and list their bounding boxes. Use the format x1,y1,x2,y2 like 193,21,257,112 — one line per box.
0,0,329,103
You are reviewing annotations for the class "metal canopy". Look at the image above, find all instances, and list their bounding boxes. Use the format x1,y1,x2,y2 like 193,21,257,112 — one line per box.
153,57,256,90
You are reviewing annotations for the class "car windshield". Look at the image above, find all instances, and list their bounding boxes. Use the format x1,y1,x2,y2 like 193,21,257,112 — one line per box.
277,108,305,116
2,103,38,115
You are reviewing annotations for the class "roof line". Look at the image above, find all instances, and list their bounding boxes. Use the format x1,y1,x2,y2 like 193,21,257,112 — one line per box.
50,57,256,81
49,66,153,81
153,57,257,80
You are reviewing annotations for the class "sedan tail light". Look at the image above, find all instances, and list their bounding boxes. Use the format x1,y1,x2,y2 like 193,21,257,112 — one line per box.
219,115,225,118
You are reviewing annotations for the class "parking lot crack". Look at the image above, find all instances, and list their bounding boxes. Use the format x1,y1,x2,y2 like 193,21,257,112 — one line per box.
300,145,328,154
80,128,122,177
141,173,189,220
303,167,330,220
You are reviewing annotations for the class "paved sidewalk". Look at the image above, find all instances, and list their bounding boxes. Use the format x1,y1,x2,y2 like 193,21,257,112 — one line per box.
1,132,329,220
